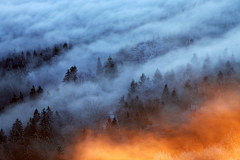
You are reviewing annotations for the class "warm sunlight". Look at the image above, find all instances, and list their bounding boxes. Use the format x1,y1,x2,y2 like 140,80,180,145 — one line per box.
73,89,240,160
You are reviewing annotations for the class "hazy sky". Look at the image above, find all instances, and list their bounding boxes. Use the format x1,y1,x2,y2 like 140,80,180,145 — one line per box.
0,0,239,54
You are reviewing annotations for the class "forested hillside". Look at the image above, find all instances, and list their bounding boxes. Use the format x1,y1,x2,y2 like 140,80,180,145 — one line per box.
0,0,240,160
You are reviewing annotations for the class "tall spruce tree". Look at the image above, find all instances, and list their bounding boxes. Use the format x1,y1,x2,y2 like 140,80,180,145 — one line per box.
63,69,70,82
165,70,175,83
29,85,36,99
63,43,68,50
112,117,117,126
96,57,103,76
53,45,59,56
0,128,7,144
134,95,143,109
152,68,162,84
38,108,54,139
202,54,211,76
184,79,192,90
10,94,18,104
145,98,154,113
225,61,236,76
54,146,65,160
202,76,210,88
9,119,23,143
171,88,179,104
139,73,147,86
26,51,31,59
104,56,118,78
183,63,192,78
19,92,24,102
161,84,170,104
63,66,78,82
119,95,125,107
24,117,37,140
33,109,41,123
0,106,5,114
128,79,138,95
37,86,43,94
191,53,198,64
33,50,38,57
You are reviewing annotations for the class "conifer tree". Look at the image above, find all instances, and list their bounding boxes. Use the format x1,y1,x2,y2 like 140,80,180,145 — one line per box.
10,94,18,104
70,66,77,76
47,106,53,117
153,97,161,111
129,79,138,94
63,66,78,82
202,54,211,76
73,75,77,82
171,89,177,98
0,106,5,114
165,70,175,83
127,92,131,102
63,43,68,50
217,71,223,85
38,108,54,139
225,61,236,76
191,53,198,64
53,46,59,56
124,102,129,108
226,61,231,70
70,66,78,81
119,95,125,107
0,128,7,144
29,85,36,99
33,50,38,57
194,84,199,94
63,69,70,82
26,51,31,59
161,84,170,104
230,67,236,76
24,117,37,140
231,54,235,64
184,79,192,90
202,76,210,87
104,56,118,78
54,146,65,160
9,119,23,143
19,92,24,101
107,116,111,124
139,73,146,85
171,88,179,104
126,111,130,119
152,68,162,84
33,109,41,123
130,99,134,108
145,98,154,113
134,95,143,109
37,86,43,94
21,51,25,59
183,63,192,78
96,57,103,76
55,111,64,129
112,117,117,126
106,116,112,129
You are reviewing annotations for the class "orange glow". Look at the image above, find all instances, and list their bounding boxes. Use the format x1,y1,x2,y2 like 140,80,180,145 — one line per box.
72,88,240,160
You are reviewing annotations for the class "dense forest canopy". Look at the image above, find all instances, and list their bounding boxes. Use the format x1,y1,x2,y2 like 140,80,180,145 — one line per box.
0,0,240,160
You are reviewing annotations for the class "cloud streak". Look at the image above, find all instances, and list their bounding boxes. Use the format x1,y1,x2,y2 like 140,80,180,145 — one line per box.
0,0,239,55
